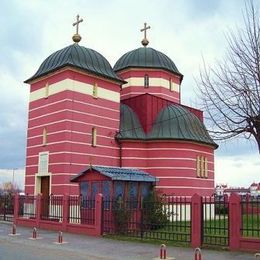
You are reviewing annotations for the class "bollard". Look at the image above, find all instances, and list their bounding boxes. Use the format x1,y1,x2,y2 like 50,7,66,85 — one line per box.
58,231,63,244
160,244,167,259
255,253,260,259
194,248,202,260
32,227,37,239
12,223,16,235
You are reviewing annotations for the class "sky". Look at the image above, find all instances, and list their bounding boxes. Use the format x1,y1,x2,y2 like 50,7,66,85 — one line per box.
0,0,259,189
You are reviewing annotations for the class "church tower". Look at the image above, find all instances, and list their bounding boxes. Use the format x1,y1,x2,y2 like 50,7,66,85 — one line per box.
115,23,218,197
24,16,124,195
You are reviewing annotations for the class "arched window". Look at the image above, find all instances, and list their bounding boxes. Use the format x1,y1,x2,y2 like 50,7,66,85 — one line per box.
144,74,149,88
169,78,172,91
45,82,49,99
196,155,208,178
93,83,98,98
91,127,97,147
42,128,47,146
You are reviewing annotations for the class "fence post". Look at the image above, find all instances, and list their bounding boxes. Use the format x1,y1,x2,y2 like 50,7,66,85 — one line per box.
191,194,202,248
62,195,69,231
229,193,241,250
13,193,19,225
36,194,42,227
95,193,103,236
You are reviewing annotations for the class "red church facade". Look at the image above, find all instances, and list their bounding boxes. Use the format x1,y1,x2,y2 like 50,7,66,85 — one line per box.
24,22,217,198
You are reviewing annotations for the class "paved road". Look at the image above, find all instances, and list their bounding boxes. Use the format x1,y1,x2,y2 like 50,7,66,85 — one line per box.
0,222,257,260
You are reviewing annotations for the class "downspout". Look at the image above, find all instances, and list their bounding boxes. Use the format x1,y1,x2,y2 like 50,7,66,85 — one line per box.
115,136,122,168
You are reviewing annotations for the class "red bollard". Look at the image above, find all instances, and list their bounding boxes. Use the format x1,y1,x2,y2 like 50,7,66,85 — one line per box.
12,224,16,235
160,244,167,259
32,227,37,239
194,247,202,260
58,231,63,244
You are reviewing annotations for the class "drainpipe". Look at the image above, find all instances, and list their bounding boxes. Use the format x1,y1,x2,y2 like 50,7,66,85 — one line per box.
116,136,122,168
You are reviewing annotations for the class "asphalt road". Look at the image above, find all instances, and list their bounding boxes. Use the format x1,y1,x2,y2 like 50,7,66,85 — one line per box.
0,222,257,260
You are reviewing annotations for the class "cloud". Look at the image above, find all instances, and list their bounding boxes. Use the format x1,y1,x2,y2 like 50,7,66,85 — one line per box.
0,168,25,190
215,154,260,187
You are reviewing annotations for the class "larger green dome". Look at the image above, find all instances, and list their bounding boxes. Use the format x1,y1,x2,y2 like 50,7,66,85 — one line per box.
25,44,124,83
117,103,217,148
114,47,182,77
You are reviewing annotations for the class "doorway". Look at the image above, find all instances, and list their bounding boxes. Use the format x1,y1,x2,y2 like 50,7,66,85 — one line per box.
40,176,50,218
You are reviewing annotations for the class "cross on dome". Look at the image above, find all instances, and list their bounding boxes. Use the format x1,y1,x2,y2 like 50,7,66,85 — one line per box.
72,14,84,43
140,22,151,47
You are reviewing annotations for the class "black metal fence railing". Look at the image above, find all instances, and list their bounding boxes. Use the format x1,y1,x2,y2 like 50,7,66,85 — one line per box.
18,195,36,219
0,194,14,222
202,196,229,247
68,196,95,225
241,196,260,238
40,195,63,222
102,196,191,244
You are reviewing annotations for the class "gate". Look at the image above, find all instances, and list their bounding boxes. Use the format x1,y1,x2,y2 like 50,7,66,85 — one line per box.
202,196,229,247
0,194,14,222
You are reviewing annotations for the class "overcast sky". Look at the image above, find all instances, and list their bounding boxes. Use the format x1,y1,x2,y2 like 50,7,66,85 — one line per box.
0,0,259,188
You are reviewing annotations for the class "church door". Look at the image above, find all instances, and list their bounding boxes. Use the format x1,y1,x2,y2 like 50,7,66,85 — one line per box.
41,176,50,218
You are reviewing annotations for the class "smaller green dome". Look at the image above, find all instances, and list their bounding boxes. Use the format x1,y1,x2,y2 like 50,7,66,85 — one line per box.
25,44,123,83
117,104,145,140
148,105,217,147
114,47,182,77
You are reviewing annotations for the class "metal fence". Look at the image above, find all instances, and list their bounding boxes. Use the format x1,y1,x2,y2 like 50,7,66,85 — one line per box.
18,195,36,219
102,196,191,243
41,195,63,222
241,196,260,238
0,194,14,222
202,196,229,247
68,196,95,225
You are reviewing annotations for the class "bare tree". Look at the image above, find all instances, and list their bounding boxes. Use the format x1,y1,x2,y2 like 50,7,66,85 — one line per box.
198,1,260,152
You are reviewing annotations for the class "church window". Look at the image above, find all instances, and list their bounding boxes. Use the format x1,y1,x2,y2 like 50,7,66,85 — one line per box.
196,155,208,178
45,82,49,99
128,182,138,208
141,183,151,198
91,127,97,147
93,83,98,98
114,181,124,200
144,74,149,88
42,128,47,146
169,78,172,91
38,152,49,174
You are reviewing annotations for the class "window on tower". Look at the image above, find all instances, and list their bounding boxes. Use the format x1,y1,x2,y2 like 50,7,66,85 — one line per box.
91,127,97,147
93,83,98,98
42,128,47,146
196,155,208,178
38,152,49,174
45,82,49,99
144,74,149,88
169,78,173,91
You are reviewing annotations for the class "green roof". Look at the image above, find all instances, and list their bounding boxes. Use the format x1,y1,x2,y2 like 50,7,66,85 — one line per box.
114,47,182,77
117,104,218,148
25,44,124,84
71,166,157,183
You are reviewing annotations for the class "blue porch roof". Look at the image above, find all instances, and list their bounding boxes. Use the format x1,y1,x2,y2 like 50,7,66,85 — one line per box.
70,166,157,183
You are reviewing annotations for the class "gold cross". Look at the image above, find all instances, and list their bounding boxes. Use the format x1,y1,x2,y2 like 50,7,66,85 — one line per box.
73,14,83,35
140,22,151,41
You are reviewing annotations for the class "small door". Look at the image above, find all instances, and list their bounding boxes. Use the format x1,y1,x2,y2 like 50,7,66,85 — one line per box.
41,176,50,217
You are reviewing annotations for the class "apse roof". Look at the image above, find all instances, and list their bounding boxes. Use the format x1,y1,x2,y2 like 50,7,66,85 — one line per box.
71,166,157,183
118,103,218,148
25,44,124,84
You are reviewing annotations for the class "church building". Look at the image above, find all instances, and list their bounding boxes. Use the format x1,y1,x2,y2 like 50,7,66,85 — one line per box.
24,16,217,199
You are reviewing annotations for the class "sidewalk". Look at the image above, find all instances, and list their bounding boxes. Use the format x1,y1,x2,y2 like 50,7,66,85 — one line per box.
0,222,256,260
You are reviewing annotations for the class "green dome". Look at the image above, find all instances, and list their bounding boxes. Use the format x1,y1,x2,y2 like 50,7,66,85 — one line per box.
118,103,217,148
117,104,145,140
114,47,182,76
25,44,123,83
148,104,217,147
